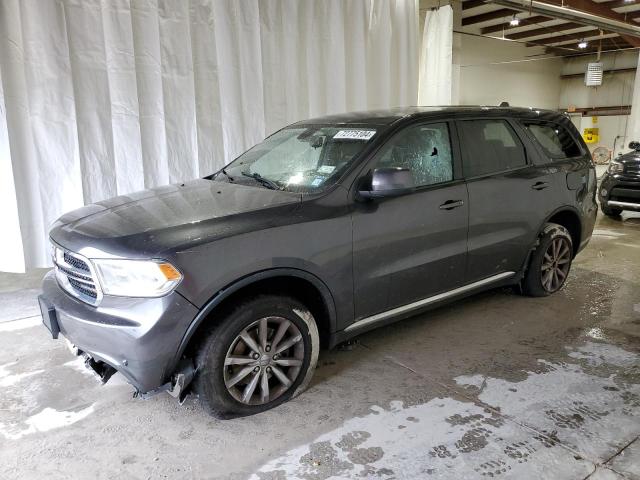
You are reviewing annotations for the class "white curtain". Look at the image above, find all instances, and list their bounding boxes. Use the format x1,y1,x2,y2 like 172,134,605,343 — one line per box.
418,5,452,106
0,0,419,272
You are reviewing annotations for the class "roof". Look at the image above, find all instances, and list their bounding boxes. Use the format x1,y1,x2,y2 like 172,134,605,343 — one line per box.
296,106,567,127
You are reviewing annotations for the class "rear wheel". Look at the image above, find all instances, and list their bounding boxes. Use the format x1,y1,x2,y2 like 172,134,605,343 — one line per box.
601,204,622,218
521,223,573,297
194,295,319,418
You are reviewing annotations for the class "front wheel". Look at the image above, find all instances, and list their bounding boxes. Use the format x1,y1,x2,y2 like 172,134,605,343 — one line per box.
521,223,573,297
194,295,319,418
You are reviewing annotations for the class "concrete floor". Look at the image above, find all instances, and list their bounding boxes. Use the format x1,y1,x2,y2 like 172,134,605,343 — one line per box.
1,211,639,479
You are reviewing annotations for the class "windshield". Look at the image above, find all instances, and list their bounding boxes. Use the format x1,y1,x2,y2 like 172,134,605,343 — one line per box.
217,126,378,192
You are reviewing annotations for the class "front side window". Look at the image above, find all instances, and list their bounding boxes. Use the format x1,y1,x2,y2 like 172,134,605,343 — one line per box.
524,123,582,159
458,119,527,177
373,122,453,187
219,126,378,192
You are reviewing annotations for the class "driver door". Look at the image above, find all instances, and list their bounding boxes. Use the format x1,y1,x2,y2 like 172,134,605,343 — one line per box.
351,121,469,321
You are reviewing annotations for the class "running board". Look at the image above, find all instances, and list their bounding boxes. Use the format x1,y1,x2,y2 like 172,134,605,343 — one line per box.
345,271,515,333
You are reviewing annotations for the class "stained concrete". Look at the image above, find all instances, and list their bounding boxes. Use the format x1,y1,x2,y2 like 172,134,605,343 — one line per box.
0,212,639,479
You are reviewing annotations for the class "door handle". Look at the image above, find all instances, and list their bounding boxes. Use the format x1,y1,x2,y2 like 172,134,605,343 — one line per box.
439,200,465,210
531,181,550,191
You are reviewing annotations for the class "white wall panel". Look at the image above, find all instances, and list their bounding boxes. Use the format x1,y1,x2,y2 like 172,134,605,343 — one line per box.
0,0,419,272
456,34,562,110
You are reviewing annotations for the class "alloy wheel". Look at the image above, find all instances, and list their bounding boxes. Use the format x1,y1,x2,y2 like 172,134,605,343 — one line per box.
223,316,305,405
541,237,571,292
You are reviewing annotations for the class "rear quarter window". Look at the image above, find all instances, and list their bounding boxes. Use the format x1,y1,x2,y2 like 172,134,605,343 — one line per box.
524,122,582,159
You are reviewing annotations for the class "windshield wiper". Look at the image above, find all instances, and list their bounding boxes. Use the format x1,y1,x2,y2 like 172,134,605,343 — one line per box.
241,171,281,190
217,168,234,182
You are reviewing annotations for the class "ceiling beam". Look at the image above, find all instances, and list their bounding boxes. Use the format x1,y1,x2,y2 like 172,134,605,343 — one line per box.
560,106,631,116
462,8,519,26
560,67,636,78
462,0,489,10
546,39,633,54
504,22,586,40
530,0,640,46
598,0,639,10
481,15,552,34
529,28,609,45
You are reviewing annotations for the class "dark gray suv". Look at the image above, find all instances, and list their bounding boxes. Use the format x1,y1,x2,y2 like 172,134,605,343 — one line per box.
39,106,597,417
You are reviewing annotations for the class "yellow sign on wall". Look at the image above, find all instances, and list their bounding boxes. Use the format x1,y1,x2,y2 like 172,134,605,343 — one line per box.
583,127,599,144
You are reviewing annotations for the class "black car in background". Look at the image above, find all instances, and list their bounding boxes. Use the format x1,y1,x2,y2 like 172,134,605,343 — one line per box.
599,141,640,217
39,106,597,417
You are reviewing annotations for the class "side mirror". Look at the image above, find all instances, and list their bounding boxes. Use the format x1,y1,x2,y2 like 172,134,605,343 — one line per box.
358,167,415,199
629,141,640,151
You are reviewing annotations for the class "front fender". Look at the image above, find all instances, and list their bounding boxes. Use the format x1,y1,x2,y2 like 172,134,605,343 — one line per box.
168,267,337,376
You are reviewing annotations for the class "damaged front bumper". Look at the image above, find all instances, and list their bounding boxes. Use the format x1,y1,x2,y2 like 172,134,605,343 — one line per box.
39,270,199,396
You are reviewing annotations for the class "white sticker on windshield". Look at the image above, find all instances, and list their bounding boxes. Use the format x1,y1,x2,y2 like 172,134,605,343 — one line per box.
318,165,335,174
333,130,376,141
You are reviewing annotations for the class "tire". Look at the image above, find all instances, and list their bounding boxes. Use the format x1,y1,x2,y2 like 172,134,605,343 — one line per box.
601,204,622,218
194,295,319,418
521,223,573,297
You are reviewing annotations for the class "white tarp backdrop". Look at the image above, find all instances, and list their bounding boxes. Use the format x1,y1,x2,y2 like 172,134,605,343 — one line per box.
418,5,452,106
0,0,419,272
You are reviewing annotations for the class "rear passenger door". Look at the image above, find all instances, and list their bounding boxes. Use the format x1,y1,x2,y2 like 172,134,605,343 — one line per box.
456,118,557,283
520,120,594,228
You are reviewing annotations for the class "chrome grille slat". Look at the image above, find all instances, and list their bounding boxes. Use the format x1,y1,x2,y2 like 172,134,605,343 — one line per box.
56,265,94,283
625,164,640,175
51,243,102,306
65,274,97,289
63,252,90,272
67,277,98,299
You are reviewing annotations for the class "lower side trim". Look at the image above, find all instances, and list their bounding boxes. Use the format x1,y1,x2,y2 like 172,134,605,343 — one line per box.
345,271,515,333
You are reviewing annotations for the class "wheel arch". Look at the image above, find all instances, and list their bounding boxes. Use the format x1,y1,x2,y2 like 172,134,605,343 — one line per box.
518,206,583,281
544,207,582,257
170,268,337,375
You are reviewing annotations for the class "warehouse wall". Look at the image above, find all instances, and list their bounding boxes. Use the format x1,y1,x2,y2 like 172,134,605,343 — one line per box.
455,34,563,109
559,52,636,109
560,51,638,157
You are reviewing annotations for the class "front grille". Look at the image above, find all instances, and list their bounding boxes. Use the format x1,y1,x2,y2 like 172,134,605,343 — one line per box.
52,244,102,306
625,164,640,176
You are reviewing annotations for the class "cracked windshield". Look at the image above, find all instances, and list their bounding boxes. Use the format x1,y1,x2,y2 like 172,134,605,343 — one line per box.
219,127,378,192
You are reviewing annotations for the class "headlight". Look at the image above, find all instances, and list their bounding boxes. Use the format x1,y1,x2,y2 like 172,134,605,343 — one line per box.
607,160,624,174
92,259,182,297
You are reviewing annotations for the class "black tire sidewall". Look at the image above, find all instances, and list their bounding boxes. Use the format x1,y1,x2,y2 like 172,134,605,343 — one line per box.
196,295,316,418
601,204,622,217
523,224,573,297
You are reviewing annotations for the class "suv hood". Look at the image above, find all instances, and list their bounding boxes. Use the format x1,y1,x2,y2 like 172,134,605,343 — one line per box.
613,151,640,179
616,151,640,164
52,179,300,242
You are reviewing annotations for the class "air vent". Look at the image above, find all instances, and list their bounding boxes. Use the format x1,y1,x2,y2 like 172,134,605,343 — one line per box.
585,63,603,87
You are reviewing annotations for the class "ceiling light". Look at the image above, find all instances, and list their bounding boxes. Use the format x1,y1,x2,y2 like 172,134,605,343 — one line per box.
509,15,520,26
578,40,588,49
